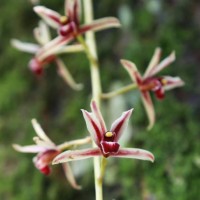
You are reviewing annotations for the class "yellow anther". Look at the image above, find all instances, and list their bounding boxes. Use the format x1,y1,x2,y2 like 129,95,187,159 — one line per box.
60,16,68,24
161,79,168,85
105,132,113,137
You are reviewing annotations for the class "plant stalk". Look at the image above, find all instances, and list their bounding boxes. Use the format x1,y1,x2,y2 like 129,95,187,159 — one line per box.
101,83,137,99
83,0,103,199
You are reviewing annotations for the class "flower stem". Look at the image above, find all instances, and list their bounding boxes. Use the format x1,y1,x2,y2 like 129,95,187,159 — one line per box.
83,0,103,200
99,157,107,184
101,83,137,99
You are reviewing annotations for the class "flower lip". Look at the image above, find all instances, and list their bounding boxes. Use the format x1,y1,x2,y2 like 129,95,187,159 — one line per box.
100,141,120,157
58,22,78,37
34,149,60,175
29,58,43,75
100,131,120,157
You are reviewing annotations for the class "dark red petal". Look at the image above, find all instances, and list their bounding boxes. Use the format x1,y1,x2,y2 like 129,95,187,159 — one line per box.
59,22,77,37
100,141,120,157
154,88,165,100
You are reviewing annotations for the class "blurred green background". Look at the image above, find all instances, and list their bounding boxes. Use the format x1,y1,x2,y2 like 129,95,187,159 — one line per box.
0,0,200,199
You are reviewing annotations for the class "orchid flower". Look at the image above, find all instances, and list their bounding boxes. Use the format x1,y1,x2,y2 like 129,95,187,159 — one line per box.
33,0,121,61
11,21,83,90
121,47,185,130
52,101,154,165
13,118,85,190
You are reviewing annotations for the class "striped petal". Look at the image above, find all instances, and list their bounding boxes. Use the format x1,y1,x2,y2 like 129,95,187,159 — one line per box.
34,6,61,28
37,35,74,61
52,148,102,164
79,17,121,34
62,163,82,190
11,39,39,53
34,21,51,45
110,109,133,142
120,59,143,84
141,91,155,130
81,110,103,146
163,76,185,91
90,101,107,134
143,47,162,79
65,0,80,25
31,119,54,146
33,137,56,149
55,58,83,90
13,144,47,153
110,148,154,162
147,51,176,78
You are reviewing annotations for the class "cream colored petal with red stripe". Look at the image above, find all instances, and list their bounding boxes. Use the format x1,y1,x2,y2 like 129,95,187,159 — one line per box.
81,110,103,146
34,6,61,29
120,59,142,84
148,51,176,77
140,91,155,130
110,109,133,141
90,100,107,134
143,47,162,79
110,148,154,162
52,148,102,164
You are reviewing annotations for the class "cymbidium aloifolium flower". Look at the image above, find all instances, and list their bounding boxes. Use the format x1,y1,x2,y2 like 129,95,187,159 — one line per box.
121,47,185,130
13,119,91,190
52,101,154,164
11,21,83,90
33,0,121,63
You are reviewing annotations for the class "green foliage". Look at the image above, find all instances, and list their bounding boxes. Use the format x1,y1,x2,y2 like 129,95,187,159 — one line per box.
0,0,199,199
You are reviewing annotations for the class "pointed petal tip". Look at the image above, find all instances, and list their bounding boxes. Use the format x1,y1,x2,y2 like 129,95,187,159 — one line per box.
80,109,87,114
31,118,37,124
147,122,154,131
180,80,185,86
52,158,59,165
99,17,121,28
149,152,155,163
124,107,134,118
10,38,17,45
155,47,161,51
12,144,20,151
33,5,45,13
110,17,121,27
120,59,129,65
72,182,82,190
128,108,134,113
120,59,137,70
141,150,155,163
171,51,176,60
73,83,84,91
10,39,19,49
